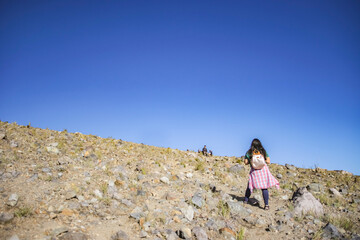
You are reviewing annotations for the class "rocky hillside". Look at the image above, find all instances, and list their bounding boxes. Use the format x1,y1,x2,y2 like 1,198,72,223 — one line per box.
0,121,359,240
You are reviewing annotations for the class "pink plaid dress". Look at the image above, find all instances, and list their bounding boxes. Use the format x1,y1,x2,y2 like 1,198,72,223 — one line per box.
248,164,280,192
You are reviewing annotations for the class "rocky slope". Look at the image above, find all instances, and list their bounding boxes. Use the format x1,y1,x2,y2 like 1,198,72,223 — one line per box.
0,121,359,240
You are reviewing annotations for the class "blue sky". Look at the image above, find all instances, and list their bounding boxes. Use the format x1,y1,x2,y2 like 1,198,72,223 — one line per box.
1,1,359,174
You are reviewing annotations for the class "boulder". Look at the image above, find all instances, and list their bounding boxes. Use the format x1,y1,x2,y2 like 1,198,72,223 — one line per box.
226,201,251,217
7,194,19,207
111,230,129,240
228,164,245,174
285,164,296,171
307,183,324,193
322,223,344,239
0,212,14,223
192,192,204,208
292,187,324,216
329,188,343,198
59,232,88,240
192,227,208,240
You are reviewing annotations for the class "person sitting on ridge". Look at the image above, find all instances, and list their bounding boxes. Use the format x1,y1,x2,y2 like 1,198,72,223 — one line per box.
202,145,208,156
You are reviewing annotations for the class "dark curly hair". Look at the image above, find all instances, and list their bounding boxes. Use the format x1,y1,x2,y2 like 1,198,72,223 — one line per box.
248,138,267,158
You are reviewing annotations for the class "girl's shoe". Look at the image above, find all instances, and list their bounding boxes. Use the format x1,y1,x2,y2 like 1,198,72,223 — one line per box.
264,205,270,210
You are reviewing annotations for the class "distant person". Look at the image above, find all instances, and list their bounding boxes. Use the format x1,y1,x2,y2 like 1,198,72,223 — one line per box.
209,150,213,156
243,138,279,210
202,145,208,156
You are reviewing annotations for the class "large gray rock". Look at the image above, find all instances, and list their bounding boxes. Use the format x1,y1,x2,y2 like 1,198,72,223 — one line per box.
0,212,14,223
285,164,296,170
59,232,88,240
307,183,324,193
192,227,208,240
228,164,245,174
192,192,204,208
322,223,344,239
292,187,324,216
111,230,129,240
226,201,251,217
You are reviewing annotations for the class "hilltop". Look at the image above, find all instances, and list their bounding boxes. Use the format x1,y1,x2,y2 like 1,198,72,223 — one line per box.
0,121,359,240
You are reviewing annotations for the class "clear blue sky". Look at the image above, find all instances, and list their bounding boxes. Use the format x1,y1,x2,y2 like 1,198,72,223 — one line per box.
1,1,359,174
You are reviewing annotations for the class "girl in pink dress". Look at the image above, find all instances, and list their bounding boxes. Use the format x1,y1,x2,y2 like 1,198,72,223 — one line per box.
243,138,279,210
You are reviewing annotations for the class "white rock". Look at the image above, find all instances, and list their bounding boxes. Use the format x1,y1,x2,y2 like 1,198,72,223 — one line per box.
160,177,170,184
181,205,194,221
282,195,289,200
46,146,59,154
8,235,20,240
94,189,103,198
7,194,19,207
329,188,343,198
293,187,324,216
186,173,193,178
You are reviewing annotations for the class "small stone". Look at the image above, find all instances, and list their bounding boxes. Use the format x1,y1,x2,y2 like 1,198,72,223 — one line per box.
285,164,296,170
254,194,262,203
192,227,208,240
139,230,147,238
48,206,55,212
27,173,38,182
164,192,178,201
8,235,19,240
46,146,59,154
130,207,144,220
276,173,283,179
286,171,297,177
52,226,69,236
228,164,245,173
322,223,343,239
186,173,193,178
160,177,170,184
111,230,129,240
137,190,146,196
42,168,51,173
121,199,133,207
307,183,324,193
65,191,77,200
329,188,343,198
0,212,14,223
93,189,103,198
59,232,88,240
219,227,236,238
281,195,289,200
10,141,18,148
61,209,74,216
7,194,19,207
181,205,194,221
192,192,204,208
181,227,192,239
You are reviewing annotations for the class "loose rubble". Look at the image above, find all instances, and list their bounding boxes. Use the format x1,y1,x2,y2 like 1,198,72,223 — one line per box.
0,121,359,239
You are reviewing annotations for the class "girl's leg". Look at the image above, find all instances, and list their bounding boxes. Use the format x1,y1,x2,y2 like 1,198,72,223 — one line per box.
262,189,269,206
244,184,251,203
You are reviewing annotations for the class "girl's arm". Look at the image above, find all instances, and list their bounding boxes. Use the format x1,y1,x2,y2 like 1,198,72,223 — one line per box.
265,157,270,164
